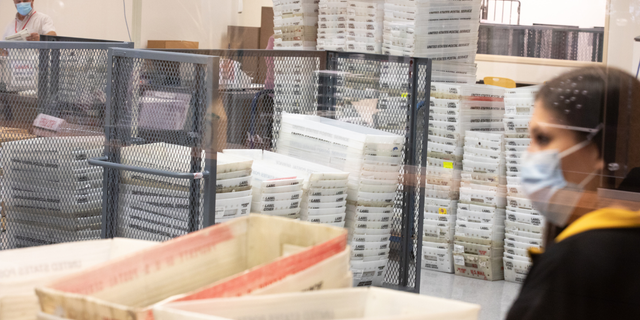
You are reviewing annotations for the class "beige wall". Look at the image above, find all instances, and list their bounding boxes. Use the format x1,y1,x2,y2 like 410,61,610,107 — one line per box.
237,0,273,28
0,0,239,49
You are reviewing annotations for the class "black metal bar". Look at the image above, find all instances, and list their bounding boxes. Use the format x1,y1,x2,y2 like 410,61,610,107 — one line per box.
89,156,210,180
36,48,50,114
413,58,431,294
48,48,61,116
188,64,206,232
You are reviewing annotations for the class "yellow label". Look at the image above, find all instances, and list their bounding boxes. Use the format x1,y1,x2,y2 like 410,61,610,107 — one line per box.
443,162,453,169
402,93,408,98
439,208,447,215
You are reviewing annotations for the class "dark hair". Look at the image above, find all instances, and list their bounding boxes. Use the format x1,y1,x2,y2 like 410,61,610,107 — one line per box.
536,66,640,189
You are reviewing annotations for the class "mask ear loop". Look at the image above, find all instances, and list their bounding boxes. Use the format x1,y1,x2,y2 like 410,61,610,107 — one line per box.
558,123,604,159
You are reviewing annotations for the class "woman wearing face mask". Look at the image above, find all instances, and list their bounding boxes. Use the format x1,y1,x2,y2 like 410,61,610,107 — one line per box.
506,66,640,319
2,0,56,41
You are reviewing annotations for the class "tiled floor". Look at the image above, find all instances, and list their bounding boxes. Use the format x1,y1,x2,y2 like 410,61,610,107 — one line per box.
420,269,522,320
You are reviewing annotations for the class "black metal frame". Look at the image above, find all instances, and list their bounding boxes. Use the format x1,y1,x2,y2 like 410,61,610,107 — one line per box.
95,48,217,238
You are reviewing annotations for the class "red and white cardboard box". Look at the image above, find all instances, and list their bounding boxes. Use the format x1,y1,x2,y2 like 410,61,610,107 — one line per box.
36,215,350,320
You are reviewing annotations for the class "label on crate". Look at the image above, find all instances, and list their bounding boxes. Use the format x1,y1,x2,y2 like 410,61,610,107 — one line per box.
454,255,465,266
438,208,447,215
454,244,464,254
461,173,472,180
443,162,454,169
33,113,65,132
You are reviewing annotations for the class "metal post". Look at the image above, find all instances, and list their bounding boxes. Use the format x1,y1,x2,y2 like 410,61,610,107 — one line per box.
202,57,218,228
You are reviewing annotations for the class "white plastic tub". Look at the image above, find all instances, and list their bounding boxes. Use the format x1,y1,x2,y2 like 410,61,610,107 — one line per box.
154,288,480,320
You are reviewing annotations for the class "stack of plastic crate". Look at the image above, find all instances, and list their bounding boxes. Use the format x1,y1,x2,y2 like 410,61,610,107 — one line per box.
273,0,319,50
453,131,507,281
382,0,481,62
224,149,350,226
2,136,104,247
118,143,253,240
422,83,506,275
276,112,404,287
502,85,545,283
421,96,463,274
317,0,348,51
346,0,384,54
214,152,254,224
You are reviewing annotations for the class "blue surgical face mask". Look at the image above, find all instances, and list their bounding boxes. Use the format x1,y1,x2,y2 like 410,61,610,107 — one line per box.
521,139,597,227
16,2,32,16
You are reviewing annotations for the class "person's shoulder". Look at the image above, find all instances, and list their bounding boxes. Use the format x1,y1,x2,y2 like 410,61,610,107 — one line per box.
549,226,640,278
33,12,53,20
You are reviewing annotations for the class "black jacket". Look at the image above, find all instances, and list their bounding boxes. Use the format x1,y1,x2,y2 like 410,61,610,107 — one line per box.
507,208,640,320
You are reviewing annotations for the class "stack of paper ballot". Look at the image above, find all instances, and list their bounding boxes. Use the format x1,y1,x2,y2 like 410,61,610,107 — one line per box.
382,0,481,62
422,83,506,275
346,0,384,53
453,132,507,281
118,143,253,240
1,136,104,248
224,149,350,227
273,0,319,50
502,85,546,283
276,112,404,286
317,0,348,51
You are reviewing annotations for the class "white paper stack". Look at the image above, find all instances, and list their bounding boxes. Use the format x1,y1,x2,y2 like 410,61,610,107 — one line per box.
215,152,255,224
277,112,404,286
273,0,319,50
1,136,105,248
223,149,350,226
452,131,506,281
382,0,481,84
118,143,253,240
345,0,384,54
382,0,481,59
422,83,505,275
502,85,546,283
317,0,348,51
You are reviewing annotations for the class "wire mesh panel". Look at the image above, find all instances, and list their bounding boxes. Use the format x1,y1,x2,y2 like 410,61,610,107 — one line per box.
153,49,326,152
0,41,132,250
145,48,429,292
321,52,429,292
92,48,216,242
477,23,604,62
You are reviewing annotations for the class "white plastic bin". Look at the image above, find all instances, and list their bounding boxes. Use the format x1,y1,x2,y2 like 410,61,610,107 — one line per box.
153,287,480,320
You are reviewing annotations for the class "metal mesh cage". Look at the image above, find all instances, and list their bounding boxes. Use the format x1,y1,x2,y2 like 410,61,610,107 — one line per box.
0,41,132,250
155,49,431,292
92,48,217,243
477,23,604,62
319,52,430,292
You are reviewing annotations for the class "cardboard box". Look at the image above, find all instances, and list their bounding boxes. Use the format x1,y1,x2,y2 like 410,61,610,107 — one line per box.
153,288,481,320
227,26,261,83
147,41,199,49
0,238,158,320
259,7,274,50
36,215,349,320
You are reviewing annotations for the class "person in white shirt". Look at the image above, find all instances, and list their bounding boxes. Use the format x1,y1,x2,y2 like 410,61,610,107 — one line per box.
2,0,56,41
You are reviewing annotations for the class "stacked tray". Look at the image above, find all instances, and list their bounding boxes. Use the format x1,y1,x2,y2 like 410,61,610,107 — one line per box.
1,136,105,248
345,0,384,54
452,132,507,281
382,0,481,85
317,0,348,51
277,112,404,287
502,85,545,283
273,0,318,50
422,84,506,274
224,149,350,226
118,143,253,240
